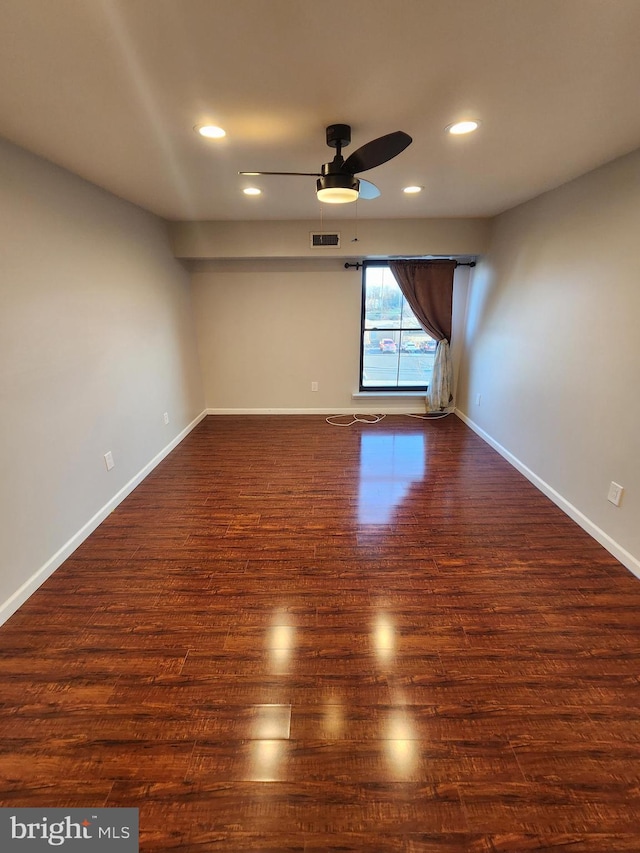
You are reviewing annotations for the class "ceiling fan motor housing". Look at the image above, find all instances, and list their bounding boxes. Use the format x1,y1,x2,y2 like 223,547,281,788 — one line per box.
316,172,360,195
317,152,360,196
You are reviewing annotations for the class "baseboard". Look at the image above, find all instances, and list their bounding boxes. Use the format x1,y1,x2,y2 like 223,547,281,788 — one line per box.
0,409,208,627
455,408,640,580
206,406,427,415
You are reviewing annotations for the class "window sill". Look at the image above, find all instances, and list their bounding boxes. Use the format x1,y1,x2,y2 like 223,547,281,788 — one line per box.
352,391,427,399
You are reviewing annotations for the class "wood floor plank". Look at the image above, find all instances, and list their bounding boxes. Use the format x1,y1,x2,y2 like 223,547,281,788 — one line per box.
105,779,468,835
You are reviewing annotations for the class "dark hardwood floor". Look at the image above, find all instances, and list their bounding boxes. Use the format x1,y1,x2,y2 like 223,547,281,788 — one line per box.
1,414,640,852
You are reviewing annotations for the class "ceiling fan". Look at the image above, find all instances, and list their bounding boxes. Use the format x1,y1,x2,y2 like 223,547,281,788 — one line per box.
239,123,412,204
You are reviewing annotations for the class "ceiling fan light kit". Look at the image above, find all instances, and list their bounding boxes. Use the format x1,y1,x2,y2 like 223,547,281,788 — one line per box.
317,185,359,204
239,123,412,205
316,173,360,204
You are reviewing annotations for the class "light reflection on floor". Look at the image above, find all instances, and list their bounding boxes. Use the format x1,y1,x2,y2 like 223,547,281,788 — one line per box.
266,622,295,674
357,432,426,525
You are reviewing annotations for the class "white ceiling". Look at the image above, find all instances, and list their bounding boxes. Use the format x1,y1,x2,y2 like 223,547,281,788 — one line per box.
2,0,640,222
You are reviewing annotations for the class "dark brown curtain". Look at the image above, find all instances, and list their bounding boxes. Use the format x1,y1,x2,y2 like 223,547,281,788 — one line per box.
388,259,456,342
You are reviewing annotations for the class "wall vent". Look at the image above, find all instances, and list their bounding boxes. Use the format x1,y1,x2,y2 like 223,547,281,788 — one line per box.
310,232,340,248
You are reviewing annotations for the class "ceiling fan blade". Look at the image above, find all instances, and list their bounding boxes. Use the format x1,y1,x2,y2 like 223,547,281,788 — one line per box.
238,171,320,176
358,179,380,200
343,131,412,174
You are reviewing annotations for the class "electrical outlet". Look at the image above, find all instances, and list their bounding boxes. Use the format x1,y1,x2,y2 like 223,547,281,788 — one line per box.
311,381,319,392
607,481,624,506
104,451,114,471
476,394,482,406
163,412,169,425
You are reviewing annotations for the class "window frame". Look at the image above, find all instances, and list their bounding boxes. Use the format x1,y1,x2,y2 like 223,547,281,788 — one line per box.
359,260,432,393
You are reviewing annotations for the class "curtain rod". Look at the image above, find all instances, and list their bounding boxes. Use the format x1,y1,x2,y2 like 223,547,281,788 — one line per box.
344,261,476,270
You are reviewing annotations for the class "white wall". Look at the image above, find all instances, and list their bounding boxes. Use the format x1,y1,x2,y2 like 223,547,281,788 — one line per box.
190,259,471,414
191,259,365,413
457,147,640,574
0,137,205,622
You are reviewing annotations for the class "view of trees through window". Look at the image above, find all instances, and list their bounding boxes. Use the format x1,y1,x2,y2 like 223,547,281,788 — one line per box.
360,264,436,391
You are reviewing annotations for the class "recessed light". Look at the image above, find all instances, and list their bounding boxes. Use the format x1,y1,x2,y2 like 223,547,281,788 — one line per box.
446,120,480,135
195,124,226,139
243,187,261,196
403,186,423,194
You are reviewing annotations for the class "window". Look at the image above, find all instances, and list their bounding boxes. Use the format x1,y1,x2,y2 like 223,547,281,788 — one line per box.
360,262,436,391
